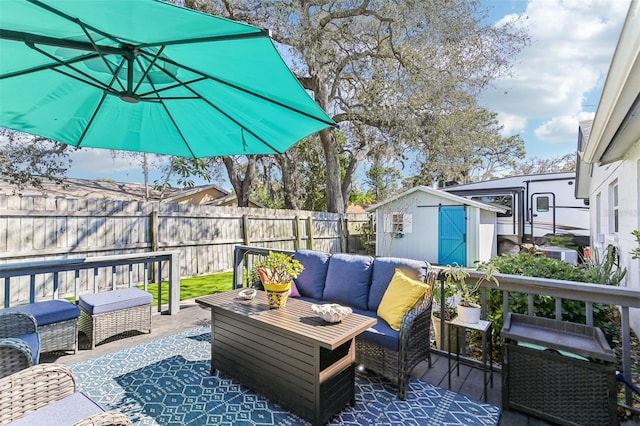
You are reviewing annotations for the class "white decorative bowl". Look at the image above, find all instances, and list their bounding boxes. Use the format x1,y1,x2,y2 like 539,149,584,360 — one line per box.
238,288,257,300
311,304,352,323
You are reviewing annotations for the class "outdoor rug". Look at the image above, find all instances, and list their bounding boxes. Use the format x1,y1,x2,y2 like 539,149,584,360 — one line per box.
71,326,501,426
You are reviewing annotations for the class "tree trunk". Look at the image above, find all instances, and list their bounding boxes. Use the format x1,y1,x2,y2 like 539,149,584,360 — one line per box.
319,128,344,213
223,155,257,208
341,156,359,212
276,155,300,210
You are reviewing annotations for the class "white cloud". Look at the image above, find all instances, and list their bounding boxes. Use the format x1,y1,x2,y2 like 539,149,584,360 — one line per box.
497,112,527,136
482,0,630,125
534,111,595,143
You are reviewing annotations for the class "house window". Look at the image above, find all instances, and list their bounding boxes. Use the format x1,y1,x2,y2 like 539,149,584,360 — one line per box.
610,181,619,233
392,213,404,233
595,193,602,242
384,212,413,235
536,196,549,212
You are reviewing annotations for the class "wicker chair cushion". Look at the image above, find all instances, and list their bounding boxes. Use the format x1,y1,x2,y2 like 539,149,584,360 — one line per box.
6,300,80,326
350,308,399,350
10,391,104,425
323,253,374,311
368,258,429,311
79,288,152,315
17,332,40,365
293,250,331,299
377,269,429,331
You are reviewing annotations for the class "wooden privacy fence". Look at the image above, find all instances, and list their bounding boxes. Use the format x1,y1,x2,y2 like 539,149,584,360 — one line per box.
0,195,369,302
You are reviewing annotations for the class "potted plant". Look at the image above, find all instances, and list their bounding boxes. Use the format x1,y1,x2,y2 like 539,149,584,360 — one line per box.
254,251,304,309
442,262,498,324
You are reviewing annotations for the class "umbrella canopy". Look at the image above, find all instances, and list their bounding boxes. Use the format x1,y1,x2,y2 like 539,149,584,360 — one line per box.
0,0,335,158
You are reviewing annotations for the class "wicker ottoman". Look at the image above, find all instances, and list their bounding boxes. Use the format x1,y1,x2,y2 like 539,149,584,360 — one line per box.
4,300,80,354
78,288,152,349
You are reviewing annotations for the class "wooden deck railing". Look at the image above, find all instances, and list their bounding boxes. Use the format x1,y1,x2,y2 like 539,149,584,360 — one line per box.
0,251,181,314
233,245,640,405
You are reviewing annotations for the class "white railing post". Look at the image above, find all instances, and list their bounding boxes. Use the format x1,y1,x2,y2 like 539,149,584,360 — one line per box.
169,251,180,315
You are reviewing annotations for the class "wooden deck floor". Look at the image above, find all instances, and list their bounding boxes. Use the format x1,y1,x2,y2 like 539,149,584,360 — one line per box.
412,353,554,425
41,301,558,425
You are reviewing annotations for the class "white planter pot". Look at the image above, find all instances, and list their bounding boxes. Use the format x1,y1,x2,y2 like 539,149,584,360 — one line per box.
456,303,481,324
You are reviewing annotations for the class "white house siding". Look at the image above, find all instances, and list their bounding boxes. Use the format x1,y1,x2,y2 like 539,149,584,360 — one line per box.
375,192,438,261
587,138,640,330
576,0,640,334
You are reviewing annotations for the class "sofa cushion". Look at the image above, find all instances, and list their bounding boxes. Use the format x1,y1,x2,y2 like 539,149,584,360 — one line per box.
16,332,40,365
369,257,429,311
351,308,399,351
7,300,80,326
293,250,331,299
79,288,152,315
10,391,105,425
323,253,374,311
377,269,429,331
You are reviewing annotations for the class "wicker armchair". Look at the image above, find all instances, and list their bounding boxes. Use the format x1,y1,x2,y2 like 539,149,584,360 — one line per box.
355,268,438,400
0,311,39,378
0,363,132,426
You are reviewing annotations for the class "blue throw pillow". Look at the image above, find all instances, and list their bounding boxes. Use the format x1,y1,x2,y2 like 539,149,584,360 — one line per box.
323,253,374,310
293,250,331,299
368,257,429,311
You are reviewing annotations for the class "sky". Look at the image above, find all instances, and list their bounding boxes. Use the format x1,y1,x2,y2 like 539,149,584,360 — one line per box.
61,0,633,185
480,0,631,159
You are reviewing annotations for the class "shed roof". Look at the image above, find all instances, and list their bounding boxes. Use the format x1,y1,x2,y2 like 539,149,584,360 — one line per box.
366,186,507,213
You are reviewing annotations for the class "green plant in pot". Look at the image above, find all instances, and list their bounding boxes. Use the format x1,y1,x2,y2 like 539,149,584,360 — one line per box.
254,251,304,309
442,262,498,324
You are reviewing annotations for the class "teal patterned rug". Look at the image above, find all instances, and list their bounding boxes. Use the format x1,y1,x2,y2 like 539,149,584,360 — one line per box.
71,326,500,425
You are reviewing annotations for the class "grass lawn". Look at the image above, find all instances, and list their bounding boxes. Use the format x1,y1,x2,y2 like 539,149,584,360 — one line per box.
138,271,233,305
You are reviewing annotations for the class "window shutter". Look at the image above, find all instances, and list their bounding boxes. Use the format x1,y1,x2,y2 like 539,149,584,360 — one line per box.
404,214,413,233
383,214,392,232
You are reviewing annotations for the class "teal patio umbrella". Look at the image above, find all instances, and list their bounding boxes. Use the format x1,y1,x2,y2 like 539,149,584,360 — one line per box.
0,0,335,157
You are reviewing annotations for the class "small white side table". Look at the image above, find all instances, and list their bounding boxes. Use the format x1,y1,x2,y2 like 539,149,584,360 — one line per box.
447,317,493,401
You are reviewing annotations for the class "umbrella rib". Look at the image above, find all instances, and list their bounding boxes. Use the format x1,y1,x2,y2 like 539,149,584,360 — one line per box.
138,50,336,128
133,47,166,94
50,67,117,95
138,77,207,98
23,0,269,49
26,0,122,46
146,65,283,154
76,92,108,148
77,20,126,93
27,42,115,92
0,52,100,80
136,29,270,49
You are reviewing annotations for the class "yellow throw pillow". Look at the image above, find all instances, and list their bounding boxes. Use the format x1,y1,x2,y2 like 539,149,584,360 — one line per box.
377,269,430,331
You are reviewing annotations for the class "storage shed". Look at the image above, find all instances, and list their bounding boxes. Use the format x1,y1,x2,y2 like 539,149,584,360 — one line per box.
366,186,506,267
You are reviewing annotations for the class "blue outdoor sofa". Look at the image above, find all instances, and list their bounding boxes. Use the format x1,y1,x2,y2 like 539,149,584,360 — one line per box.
288,249,437,400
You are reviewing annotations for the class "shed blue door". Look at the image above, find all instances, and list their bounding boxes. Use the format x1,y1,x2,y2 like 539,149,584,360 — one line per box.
438,206,467,265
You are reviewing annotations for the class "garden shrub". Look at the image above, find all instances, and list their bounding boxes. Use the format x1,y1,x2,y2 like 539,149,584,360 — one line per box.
485,249,624,350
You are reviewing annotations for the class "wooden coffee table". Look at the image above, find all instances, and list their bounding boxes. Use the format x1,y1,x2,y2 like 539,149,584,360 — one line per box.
196,289,376,426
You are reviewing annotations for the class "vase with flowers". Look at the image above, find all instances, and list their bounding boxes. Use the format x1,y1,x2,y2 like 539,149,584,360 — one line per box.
255,251,304,309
